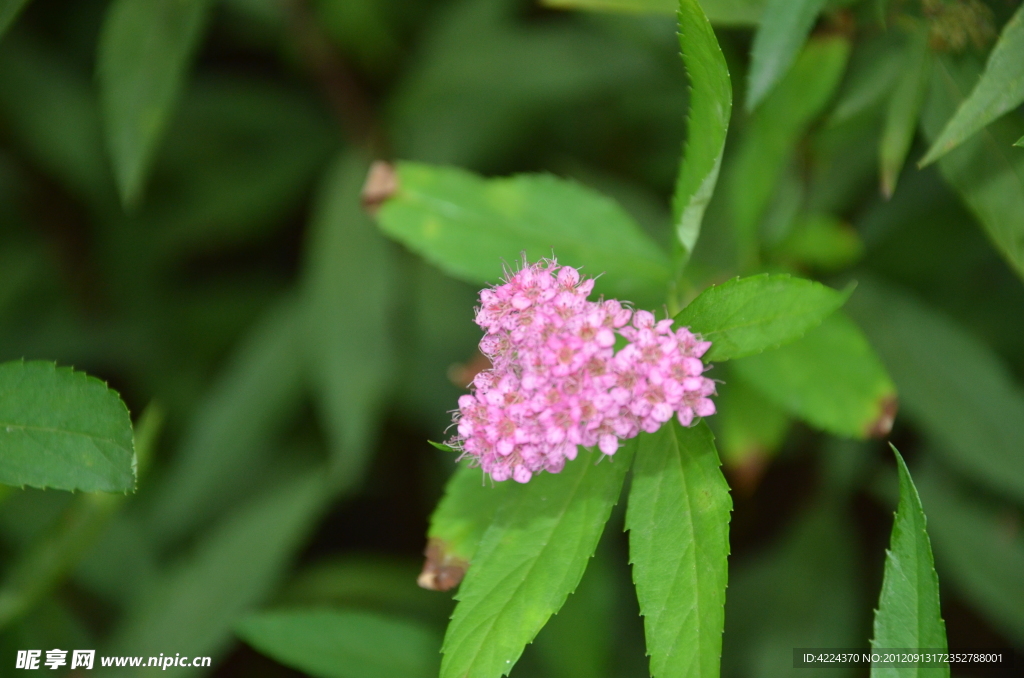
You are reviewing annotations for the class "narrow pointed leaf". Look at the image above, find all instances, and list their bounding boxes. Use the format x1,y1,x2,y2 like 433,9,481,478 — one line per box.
672,0,732,257
1015,134,1024,147
420,464,511,592
870,448,948,678
0,361,135,493
304,153,396,487
920,5,1024,166
730,37,850,259
440,446,633,678
375,162,671,307
745,0,828,111
674,274,852,361
103,471,326,674
880,27,931,198
920,57,1024,281
731,312,897,439
238,609,440,678
626,421,731,678
147,299,306,545
97,0,211,207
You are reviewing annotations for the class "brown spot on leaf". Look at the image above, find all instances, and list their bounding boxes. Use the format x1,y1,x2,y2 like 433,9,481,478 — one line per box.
417,538,468,592
361,160,398,216
866,395,899,438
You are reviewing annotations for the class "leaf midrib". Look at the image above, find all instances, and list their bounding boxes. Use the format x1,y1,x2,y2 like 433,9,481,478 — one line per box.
0,421,130,450
658,424,704,675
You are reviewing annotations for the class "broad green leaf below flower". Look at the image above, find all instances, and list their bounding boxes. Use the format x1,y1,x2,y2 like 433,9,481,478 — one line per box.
0,361,135,493
375,162,671,308
97,0,211,207
237,609,440,678
745,0,828,111
731,312,897,439
440,445,633,678
672,0,732,260
626,421,731,678
920,5,1024,166
870,447,948,678
674,273,852,361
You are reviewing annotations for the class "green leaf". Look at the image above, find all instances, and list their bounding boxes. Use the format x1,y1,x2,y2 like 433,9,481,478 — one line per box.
428,440,457,453
1015,134,1024,147
540,0,766,25
103,471,326,675
147,76,337,255
97,0,211,207
0,0,30,41
626,421,731,678
770,213,864,271
674,273,852,361
920,5,1024,166
731,312,897,439
827,32,903,127
0,361,135,493
0,34,115,208
440,446,633,678
880,27,931,198
745,0,828,111
672,0,732,258
147,298,306,546
237,609,440,678
375,162,671,307
870,447,948,678
711,371,790,466
920,56,1024,281
303,153,396,488
0,405,162,629
729,37,850,262
916,463,1024,646
388,2,651,168
846,278,1024,505
420,464,511,592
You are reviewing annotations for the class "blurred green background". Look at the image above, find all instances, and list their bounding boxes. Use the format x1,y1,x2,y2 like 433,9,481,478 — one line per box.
0,0,1022,676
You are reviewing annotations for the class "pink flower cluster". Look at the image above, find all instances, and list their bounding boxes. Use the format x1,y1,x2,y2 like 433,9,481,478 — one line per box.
451,258,716,483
